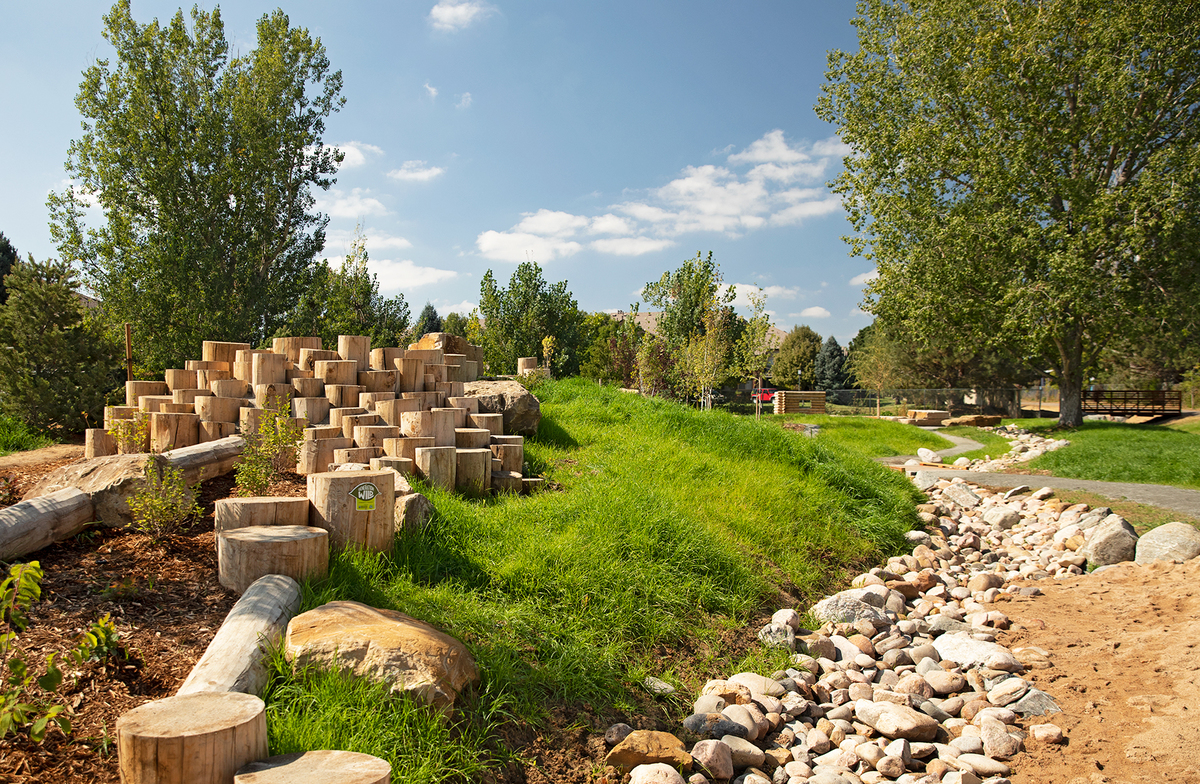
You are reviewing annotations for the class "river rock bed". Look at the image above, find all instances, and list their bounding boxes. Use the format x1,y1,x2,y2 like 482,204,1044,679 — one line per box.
914,425,1069,472
602,473,1198,784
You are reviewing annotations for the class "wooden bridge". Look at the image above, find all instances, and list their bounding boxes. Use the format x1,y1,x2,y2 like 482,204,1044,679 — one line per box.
1082,389,1182,417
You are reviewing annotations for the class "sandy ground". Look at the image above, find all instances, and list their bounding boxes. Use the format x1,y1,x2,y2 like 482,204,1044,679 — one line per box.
1000,559,1200,784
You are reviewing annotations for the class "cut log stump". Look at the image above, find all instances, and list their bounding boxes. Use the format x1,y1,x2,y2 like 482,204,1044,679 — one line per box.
291,377,324,398
470,413,504,438
375,397,420,427
150,412,199,452
386,437,434,462
306,471,395,552
414,446,456,491
297,348,339,372
200,421,238,443
455,448,492,497
436,406,468,429
333,446,384,465
215,497,311,532
370,456,413,476
354,425,399,449
492,469,523,494
86,428,116,458
236,750,391,784
203,340,252,366
446,396,479,414
370,346,404,371
126,380,167,407
197,395,244,423
218,526,329,594
325,384,364,408
455,428,491,449
337,335,371,368
396,358,425,393
314,360,359,387
164,369,198,391
116,691,267,784
296,437,352,475
292,396,330,426
177,574,301,697
211,378,250,398
357,370,398,393
272,336,322,364
341,413,380,440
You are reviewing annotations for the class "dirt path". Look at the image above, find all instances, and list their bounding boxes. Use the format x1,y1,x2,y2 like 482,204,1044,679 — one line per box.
0,443,83,470
1001,559,1200,784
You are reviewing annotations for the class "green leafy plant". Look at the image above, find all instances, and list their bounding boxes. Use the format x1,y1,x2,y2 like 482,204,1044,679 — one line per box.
73,614,124,666
109,412,149,454
0,562,70,742
235,402,304,497
127,460,202,542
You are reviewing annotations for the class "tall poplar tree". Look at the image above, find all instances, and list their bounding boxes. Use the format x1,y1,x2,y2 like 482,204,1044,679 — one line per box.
48,2,344,372
819,0,1200,426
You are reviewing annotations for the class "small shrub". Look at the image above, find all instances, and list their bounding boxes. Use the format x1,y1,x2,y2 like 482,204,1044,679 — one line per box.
73,613,125,666
110,413,150,454
127,460,201,542
236,401,304,497
0,562,70,742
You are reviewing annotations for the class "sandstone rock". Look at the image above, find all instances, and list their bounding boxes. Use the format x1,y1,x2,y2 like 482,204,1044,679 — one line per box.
757,622,795,650
931,632,1019,671
285,601,478,713
1134,522,1200,565
728,672,785,698
1028,723,1065,744
1081,515,1138,566
720,734,766,768
955,752,1010,776
810,595,888,625
629,763,687,784
854,700,939,741
772,608,802,629
941,483,981,509
982,508,1020,530
979,716,1020,758
689,740,733,780
966,572,1004,592
875,755,906,778
987,678,1029,706
917,448,941,463
463,380,541,436
923,670,966,696
606,731,691,775
721,704,760,742
395,492,434,531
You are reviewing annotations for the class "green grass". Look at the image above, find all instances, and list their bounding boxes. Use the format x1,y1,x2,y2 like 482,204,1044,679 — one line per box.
766,413,953,458
938,426,1015,462
1166,415,1200,436
263,378,923,780
1017,420,1200,490
0,415,53,456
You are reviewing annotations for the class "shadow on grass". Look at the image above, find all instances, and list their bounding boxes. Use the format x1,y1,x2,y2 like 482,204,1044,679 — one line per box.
530,413,579,450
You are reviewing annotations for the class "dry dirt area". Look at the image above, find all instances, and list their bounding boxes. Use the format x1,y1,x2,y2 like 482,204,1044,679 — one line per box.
1,450,1198,783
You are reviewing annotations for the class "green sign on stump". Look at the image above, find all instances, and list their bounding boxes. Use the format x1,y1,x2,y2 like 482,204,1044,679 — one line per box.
349,482,379,512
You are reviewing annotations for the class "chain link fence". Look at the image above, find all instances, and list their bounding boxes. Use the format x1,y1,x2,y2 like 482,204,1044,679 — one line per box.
821,388,1023,418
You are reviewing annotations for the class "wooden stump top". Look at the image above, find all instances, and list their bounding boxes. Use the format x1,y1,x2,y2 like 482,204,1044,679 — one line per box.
236,750,391,784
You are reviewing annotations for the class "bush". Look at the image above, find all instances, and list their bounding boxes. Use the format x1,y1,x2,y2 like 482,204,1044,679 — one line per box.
236,403,304,496
127,461,202,542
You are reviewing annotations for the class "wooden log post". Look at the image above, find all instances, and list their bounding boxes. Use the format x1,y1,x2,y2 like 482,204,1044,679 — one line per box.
297,348,339,373
386,436,434,462
328,407,367,429
462,359,479,382
357,391,395,411
150,412,199,452
370,347,404,371
211,378,250,399
199,421,238,443
405,348,444,365
116,691,268,784
369,456,413,476
341,413,380,440
455,448,492,497
353,425,399,449
306,471,395,552
470,412,505,438
305,425,343,440
291,397,330,426
214,497,311,532
517,357,538,375
0,488,94,560
196,368,232,388
203,340,252,366
396,357,425,393
271,336,322,364
414,446,456,490
325,384,364,408
240,407,265,436
400,410,434,439
177,574,301,697
235,750,391,784
495,443,524,474
296,436,352,474
443,353,464,367
161,436,246,485
337,335,371,368
332,446,384,464
251,353,287,387
447,396,480,414
437,406,468,429
357,369,398,393
233,349,271,383
491,470,523,494
172,388,213,406
314,360,358,387
426,364,450,384
375,397,420,427
160,402,195,415
187,359,232,372
164,369,198,391
429,409,457,447
126,380,168,407
254,383,291,411
104,405,139,429
86,428,116,458
291,377,324,398
421,390,445,410
138,395,175,414
436,381,464,399
218,526,329,594
455,428,491,449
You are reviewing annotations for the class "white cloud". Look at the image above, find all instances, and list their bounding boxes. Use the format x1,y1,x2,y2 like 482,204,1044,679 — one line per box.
770,195,842,225
799,306,832,319
335,141,384,169
371,258,458,290
424,82,438,99
428,1,492,31
588,213,635,235
325,228,413,253
456,92,472,109
730,283,801,310
812,137,853,157
476,231,582,262
315,188,387,219
727,129,811,165
516,209,589,237
761,285,800,300
850,307,869,317
438,299,477,315
589,237,674,256
849,269,879,286
387,161,445,182
57,179,100,208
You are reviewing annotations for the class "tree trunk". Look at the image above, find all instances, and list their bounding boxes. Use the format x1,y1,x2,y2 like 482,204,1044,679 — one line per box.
116,691,267,784
234,750,391,784
306,471,395,552
0,488,94,560
161,435,245,485
217,526,329,594
214,497,311,532
176,574,301,697
455,448,492,497
1056,325,1086,427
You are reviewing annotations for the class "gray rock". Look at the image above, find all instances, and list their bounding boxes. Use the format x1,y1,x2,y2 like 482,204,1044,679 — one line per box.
810,595,888,625
927,614,973,635
1082,515,1138,566
720,734,766,768
606,723,634,745
917,447,942,463
1135,522,1200,565
931,632,1019,671
644,676,676,696
942,483,981,509
982,508,1020,530
694,694,726,715
853,699,940,741
683,712,748,740
913,471,941,492
1008,687,1061,716
758,622,795,650
396,492,434,531
1002,485,1030,500
462,379,542,436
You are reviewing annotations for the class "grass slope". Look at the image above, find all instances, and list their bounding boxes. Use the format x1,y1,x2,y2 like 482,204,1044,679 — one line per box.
1020,420,1200,490
767,413,952,458
0,415,53,456
938,426,1015,462
263,379,923,781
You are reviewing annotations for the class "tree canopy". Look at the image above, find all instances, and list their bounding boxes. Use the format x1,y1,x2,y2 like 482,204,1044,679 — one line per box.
814,335,849,391
818,0,1200,425
49,1,344,372
642,252,735,346
0,233,17,306
771,325,823,390
477,262,584,375
412,302,443,339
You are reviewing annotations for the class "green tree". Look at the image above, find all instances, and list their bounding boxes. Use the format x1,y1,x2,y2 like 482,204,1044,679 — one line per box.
813,335,848,392
847,324,909,415
280,230,409,349
0,233,17,306
818,0,1200,426
478,262,584,376
578,312,620,383
442,311,470,338
734,287,775,395
642,252,735,346
770,326,822,390
412,302,442,339
48,2,345,372
0,257,121,435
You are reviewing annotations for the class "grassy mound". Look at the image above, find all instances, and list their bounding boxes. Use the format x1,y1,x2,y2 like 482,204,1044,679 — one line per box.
263,378,922,781
1021,420,1200,490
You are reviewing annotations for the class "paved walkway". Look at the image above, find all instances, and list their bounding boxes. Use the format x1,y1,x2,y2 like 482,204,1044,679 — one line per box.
876,432,983,465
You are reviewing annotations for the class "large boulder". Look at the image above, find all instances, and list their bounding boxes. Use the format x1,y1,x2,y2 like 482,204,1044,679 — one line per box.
463,380,541,436
853,700,940,741
285,601,478,714
605,731,691,775
1134,522,1200,565
1081,515,1138,567
810,591,889,626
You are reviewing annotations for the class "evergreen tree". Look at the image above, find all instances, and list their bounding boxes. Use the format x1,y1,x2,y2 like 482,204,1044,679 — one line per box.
412,302,442,339
813,335,848,392
0,257,121,435
0,233,17,306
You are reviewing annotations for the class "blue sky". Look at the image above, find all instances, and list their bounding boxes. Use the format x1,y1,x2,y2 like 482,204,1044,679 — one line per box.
0,1,878,342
